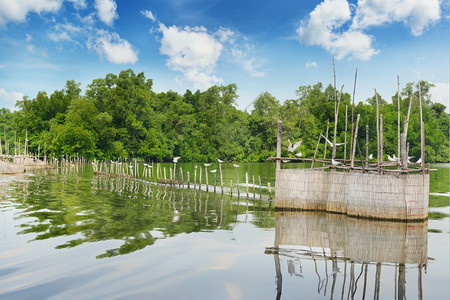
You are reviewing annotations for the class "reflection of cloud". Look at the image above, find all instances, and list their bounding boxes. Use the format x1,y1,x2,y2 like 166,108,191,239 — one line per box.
225,283,243,300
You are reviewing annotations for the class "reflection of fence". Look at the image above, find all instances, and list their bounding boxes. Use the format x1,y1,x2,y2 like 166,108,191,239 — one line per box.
271,212,427,265
266,212,428,299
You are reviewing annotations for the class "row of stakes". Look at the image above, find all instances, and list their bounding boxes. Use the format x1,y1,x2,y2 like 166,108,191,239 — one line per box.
92,158,273,200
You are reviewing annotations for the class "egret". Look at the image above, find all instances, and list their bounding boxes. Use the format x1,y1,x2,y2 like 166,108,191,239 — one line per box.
416,157,422,164
322,135,345,147
218,158,224,163
210,169,217,173
331,159,341,166
233,164,239,168
387,155,397,162
204,163,211,167
288,139,302,152
295,151,302,157
173,156,180,163
368,154,373,160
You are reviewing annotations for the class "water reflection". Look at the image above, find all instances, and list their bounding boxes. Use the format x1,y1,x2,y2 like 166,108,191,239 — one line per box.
3,167,274,259
266,212,428,299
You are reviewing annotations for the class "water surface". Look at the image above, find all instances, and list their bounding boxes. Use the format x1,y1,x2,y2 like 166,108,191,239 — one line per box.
0,163,448,299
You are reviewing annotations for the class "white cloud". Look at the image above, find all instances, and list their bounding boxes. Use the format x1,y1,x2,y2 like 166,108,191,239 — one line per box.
48,22,82,42
352,0,441,36
297,0,442,60
0,0,63,25
88,30,138,64
141,9,156,22
430,82,449,112
297,0,378,61
243,59,265,77
68,0,86,10
159,24,223,89
0,88,24,111
94,0,117,26
306,61,318,68
216,27,235,43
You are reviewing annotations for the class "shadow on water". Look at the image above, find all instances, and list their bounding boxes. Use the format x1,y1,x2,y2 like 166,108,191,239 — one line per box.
265,212,429,300
3,164,275,259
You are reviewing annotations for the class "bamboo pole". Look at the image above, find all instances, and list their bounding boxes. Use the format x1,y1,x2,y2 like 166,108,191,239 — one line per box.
219,161,224,194
258,175,262,199
344,105,348,162
252,175,255,198
311,130,323,169
419,82,425,169
234,166,240,198
276,119,282,170
194,165,197,189
199,166,202,190
350,69,357,161
245,172,249,198
375,89,380,171
351,114,360,168
332,85,344,160
323,119,330,166
397,76,401,167
205,165,209,192
380,114,383,164
268,182,272,200
365,125,369,168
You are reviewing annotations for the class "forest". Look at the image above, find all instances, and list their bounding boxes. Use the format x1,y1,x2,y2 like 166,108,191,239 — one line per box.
0,69,448,163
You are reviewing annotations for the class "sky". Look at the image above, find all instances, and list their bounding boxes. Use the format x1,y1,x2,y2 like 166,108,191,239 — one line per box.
0,0,448,112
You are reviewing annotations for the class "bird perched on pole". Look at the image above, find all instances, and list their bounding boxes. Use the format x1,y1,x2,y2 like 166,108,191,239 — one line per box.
173,156,180,163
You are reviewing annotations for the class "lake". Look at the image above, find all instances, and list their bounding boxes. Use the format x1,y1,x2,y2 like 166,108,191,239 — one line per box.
0,162,448,299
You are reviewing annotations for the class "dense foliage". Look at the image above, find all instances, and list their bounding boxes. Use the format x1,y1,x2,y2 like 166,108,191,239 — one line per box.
1,69,448,162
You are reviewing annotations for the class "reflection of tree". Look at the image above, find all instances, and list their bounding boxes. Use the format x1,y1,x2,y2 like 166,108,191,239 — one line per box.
9,170,274,259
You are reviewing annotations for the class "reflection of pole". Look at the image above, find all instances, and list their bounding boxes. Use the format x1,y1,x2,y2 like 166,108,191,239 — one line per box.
418,265,423,300
330,259,337,300
362,264,368,300
341,261,347,300
374,262,382,300
274,253,282,300
398,264,406,300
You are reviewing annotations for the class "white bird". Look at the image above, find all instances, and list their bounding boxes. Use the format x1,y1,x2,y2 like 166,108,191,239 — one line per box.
295,151,302,157
204,163,211,167
210,169,217,173
218,158,224,163
282,159,290,163
173,156,180,163
331,159,341,166
322,135,345,147
288,139,303,152
233,164,240,168
416,157,422,164
129,165,133,168
392,154,398,160
387,155,397,162
368,154,373,160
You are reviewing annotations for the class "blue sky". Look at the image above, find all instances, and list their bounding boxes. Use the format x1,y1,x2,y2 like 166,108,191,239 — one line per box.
0,0,448,112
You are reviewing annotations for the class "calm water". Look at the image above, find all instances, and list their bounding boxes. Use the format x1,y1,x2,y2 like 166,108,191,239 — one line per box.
0,162,448,299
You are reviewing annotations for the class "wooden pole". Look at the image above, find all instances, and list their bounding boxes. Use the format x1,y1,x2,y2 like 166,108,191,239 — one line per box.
276,119,282,171
219,162,224,194
375,89,380,171
252,175,255,198
418,82,425,169
199,166,202,190
397,75,401,167
323,119,330,166
258,175,262,199
332,85,343,160
205,165,209,192
380,114,383,164
234,167,240,198
365,125,369,168
245,172,249,198
194,165,197,189
351,114,360,168
344,105,348,162
350,69,357,161
311,130,323,169
268,182,272,200
401,95,413,168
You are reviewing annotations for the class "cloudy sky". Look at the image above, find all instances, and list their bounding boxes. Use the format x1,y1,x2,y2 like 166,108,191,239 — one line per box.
0,0,448,111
